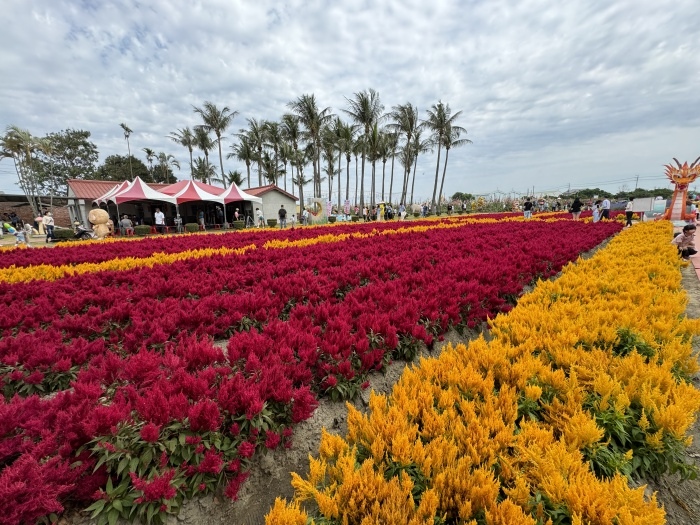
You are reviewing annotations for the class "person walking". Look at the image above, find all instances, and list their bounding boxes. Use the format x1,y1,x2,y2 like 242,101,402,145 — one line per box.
523,197,534,219
198,209,206,230
601,197,611,220
43,211,55,243
256,207,265,228
278,204,287,228
624,198,634,227
302,208,309,226
592,200,602,223
570,197,583,221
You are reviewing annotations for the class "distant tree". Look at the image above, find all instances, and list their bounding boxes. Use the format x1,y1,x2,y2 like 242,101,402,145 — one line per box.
567,188,614,200
191,157,216,184
168,127,196,180
0,125,43,216
451,192,474,201
193,102,238,186
436,125,471,212
193,127,215,184
142,147,156,178
119,123,134,180
614,187,673,200
96,154,150,182
33,129,99,195
154,152,179,184
228,134,255,188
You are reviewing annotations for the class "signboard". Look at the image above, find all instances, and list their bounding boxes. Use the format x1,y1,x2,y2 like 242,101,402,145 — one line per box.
343,200,350,215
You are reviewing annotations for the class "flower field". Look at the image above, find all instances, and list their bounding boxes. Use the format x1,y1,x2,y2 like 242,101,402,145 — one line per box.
266,221,700,525
0,214,682,525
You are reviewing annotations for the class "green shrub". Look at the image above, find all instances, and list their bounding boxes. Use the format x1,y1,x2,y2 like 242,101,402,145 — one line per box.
267,219,277,228
185,223,199,233
134,225,151,236
351,215,360,222
231,220,245,230
328,216,337,223
53,228,75,241
413,212,420,218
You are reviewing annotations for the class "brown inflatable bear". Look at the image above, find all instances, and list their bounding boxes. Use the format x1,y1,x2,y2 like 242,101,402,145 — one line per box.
88,208,112,239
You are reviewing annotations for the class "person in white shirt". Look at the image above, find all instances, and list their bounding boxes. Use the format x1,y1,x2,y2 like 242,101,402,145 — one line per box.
154,208,165,233
601,198,611,220
256,208,265,228
624,198,634,227
43,211,55,243
302,208,309,226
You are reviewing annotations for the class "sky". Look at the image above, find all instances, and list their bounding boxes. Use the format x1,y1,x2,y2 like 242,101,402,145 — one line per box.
1,0,699,202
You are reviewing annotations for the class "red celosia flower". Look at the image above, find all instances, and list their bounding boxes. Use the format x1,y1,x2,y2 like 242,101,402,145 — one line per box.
264,431,281,450
185,435,202,445
223,472,249,501
324,375,338,389
229,422,240,436
197,449,224,474
140,423,161,443
238,441,255,458
188,399,221,432
198,483,206,491
24,371,44,385
129,470,176,501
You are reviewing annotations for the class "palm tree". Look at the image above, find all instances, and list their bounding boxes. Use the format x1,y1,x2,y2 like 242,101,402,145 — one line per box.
287,94,332,198
385,131,399,204
120,123,134,181
388,103,419,204
156,152,180,184
281,114,302,193
321,125,338,199
227,134,255,188
192,157,217,184
423,101,464,212
244,118,266,187
279,142,294,192
291,145,314,213
168,127,195,180
337,121,357,205
0,125,43,216
436,126,472,213
142,147,156,180
264,121,283,186
365,124,382,207
408,130,432,206
193,101,238,187
343,89,384,210
193,127,215,184
352,136,363,207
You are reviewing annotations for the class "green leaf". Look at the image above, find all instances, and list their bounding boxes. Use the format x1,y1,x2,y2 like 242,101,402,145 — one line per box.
86,499,106,518
108,508,119,525
116,457,129,476
112,499,123,513
141,447,153,469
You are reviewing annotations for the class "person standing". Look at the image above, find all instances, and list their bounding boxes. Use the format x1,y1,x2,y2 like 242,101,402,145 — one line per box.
601,197,611,220
625,198,634,227
154,208,165,233
198,209,206,230
592,200,602,223
43,211,55,243
302,208,309,226
278,204,287,228
523,197,533,219
399,203,406,221
362,206,368,222
570,197,583,221
256,207,265,228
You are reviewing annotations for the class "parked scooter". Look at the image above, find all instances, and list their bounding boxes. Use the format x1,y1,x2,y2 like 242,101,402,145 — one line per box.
74,225,97,241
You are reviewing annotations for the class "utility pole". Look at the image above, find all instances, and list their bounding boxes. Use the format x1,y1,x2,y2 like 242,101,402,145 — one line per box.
635,174,639,189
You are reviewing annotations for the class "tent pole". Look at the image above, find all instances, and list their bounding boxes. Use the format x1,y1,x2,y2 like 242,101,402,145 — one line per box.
223,203,228,229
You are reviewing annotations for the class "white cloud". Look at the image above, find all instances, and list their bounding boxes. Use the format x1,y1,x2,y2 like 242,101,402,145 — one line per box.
1,0,699,200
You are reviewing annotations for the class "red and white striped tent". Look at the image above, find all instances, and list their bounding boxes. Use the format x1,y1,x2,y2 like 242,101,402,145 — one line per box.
217,183,262,205
161,180,225,204
109,177,178,205
94,180,131,205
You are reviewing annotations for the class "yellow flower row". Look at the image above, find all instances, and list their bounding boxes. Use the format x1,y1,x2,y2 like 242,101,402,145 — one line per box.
0,245,256,284
266,222,699,525
0,216,506,283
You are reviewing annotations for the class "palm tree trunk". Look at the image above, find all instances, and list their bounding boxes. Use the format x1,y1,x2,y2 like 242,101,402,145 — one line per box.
371,161,376,208
126,139,133,181
188,148,194,181
345,156,351,203
257,152,263,187
216,135,226,188
389,153,395,204
430,142,443,213
359,153,366,210
410,152,419,206
246,162,251,187
354,156,359,207
337,150,342,211
437,147,451,214
381,161,386,201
